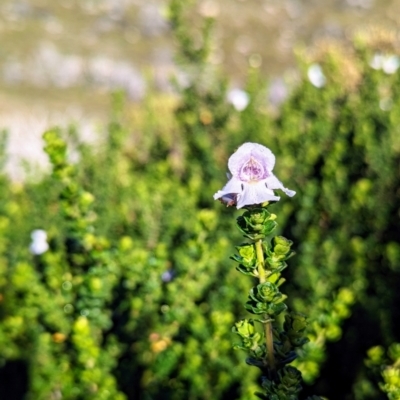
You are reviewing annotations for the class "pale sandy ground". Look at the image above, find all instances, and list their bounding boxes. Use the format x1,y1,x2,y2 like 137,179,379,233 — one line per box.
1,0,398,182
0,104,102,182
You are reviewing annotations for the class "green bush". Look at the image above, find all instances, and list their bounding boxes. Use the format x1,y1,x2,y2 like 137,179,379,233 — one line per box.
0,2,400,398
273,34,400,399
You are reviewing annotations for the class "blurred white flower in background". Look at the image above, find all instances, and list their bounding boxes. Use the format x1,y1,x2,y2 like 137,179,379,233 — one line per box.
307,64,326,88
161,269,175,283
227,88,250,111
370,53,400,74
268,78,288,106
29,229,49,255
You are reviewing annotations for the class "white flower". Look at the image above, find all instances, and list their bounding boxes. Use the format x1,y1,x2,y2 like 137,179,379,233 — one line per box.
370,53,384,70
227,88,249,111
370,53,400,74
161,269,174,283
382,55,400,74
29,229,49,255
307,64,326,88
213,142,295,209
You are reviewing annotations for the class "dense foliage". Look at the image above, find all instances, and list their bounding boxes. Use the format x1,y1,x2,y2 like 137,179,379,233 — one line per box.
0,2,400,399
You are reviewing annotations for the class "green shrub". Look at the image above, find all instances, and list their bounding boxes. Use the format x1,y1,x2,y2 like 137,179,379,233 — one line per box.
0,2,400,399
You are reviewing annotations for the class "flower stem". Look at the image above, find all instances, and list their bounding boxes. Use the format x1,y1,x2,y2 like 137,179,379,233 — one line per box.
255,239,276,376
265,320,276,376
255,239,266,284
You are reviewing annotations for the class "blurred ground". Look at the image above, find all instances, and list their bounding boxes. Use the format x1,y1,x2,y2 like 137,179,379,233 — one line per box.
1,0,400,178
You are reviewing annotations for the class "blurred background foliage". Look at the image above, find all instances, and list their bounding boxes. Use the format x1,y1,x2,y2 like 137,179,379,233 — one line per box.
1,0,400,399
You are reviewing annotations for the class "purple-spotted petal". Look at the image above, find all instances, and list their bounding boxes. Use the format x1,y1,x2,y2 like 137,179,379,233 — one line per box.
228,143,275,181
214,142,295,208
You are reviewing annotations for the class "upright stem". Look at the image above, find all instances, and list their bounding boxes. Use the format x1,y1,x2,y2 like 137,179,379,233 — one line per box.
265,321,276,377
255,239,266,284
255,239,276,376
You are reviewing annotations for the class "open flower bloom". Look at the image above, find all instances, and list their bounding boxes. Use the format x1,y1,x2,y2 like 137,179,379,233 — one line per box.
213,142,295,209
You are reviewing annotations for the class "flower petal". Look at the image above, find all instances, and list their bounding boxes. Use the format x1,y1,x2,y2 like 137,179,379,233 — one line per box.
265,174,296,197
228,143,275,179
214,142,295,208
236,181,280,209
213,177,243,200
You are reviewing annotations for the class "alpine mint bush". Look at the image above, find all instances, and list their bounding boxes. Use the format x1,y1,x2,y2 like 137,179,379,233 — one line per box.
214,143,320,400
0,1,399,399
